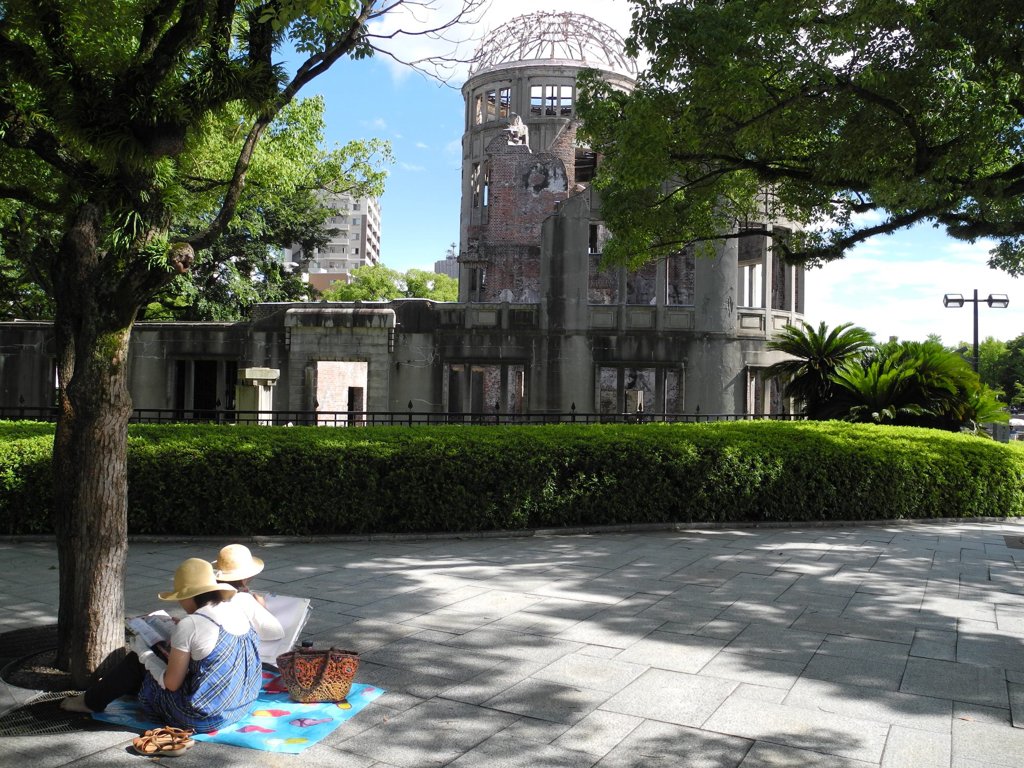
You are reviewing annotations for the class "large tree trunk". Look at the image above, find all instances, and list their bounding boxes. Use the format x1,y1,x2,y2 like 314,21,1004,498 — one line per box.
52,204,135,686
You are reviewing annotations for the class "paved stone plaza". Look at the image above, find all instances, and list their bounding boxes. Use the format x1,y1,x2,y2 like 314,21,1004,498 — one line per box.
3,522,1024,766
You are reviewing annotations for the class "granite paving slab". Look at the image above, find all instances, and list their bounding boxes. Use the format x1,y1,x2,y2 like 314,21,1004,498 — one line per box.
445,731,596,767
900,657,1009,709
703,697,891,763
951,717,1024,767
880,725,951,768
481,676,611,724
801,651,909,692
600,668,737,726
550,709,643,758
614,630,727,673
592,719,752,768
785,677,952,733
338,697,518,767
737,741,876,767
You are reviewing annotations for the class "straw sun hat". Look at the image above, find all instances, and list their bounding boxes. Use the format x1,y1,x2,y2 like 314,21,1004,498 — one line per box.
158,558,236,602
211,544,265,582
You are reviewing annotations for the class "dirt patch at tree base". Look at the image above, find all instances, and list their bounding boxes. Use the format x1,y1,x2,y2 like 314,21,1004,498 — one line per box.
0,625,74,693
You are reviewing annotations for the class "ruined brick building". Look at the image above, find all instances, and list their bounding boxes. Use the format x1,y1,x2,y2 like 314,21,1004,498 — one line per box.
0,13,806,422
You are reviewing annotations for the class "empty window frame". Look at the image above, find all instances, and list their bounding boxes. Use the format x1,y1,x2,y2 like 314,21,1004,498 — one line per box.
476,87,510,123
530,84,574,117
471,162,481,208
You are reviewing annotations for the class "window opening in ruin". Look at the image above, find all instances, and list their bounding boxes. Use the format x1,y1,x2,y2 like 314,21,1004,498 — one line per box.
589,223,600,255
559,85,573,116
471,162,480,208
445,362,525,417
599,367,662,416
738,225,767,308
575,150,597,184
173,359,236,421
626,261,658,305
666,248,695,306
485,89,497,120
665,370,682,414
529,84,573,117
530,85,543,116
499,87,511,118
474,94,483,125
545,86,558,115
588,252,618,304
482,166,490,207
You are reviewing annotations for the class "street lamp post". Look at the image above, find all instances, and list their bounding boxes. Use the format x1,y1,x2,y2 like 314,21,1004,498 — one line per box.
942,289,1010,371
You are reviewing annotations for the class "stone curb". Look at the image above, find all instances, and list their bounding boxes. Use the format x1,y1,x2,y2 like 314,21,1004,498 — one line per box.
2,515,1021,545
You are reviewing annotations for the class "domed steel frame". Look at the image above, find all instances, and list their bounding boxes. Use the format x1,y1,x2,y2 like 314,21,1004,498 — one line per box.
469,12,637,77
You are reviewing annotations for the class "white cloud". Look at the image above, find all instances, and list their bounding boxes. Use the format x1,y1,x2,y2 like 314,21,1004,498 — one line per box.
804,233,1024,345
399,162,427,172
415,141,429,149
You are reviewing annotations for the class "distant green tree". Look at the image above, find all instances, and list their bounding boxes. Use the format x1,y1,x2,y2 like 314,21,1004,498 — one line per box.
322,264,404,301
323,264,458,302
404,269,458,301
765,321,875,417
974,337,1010,398
994,334,1024,407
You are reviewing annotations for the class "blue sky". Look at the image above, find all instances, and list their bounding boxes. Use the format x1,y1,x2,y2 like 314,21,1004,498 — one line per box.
294,1,1024,347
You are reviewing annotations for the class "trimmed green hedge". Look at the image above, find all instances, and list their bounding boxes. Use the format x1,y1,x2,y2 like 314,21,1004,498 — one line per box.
2,420,1023,536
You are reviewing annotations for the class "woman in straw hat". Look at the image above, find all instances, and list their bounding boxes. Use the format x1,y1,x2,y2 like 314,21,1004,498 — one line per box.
61,558,262,733
212,544,284,643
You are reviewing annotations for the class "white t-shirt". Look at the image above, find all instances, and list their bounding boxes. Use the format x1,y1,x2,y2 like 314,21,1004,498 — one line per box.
231,591,285,643
170,601,253,661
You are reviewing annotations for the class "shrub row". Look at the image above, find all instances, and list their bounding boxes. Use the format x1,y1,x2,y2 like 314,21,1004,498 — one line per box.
1,420,1023,536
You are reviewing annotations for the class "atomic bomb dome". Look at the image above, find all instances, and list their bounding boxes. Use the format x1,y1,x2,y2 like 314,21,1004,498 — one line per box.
469,12,637,78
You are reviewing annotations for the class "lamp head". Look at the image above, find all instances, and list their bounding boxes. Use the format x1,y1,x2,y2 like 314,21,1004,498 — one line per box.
943,293,965,308
987,294,1009,308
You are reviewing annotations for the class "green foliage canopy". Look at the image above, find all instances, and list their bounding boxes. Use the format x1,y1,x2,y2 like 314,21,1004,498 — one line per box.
322,263,458,301
578,0,1024,272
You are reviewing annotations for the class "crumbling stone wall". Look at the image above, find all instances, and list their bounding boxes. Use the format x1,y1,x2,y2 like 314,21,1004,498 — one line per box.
470,130,572,303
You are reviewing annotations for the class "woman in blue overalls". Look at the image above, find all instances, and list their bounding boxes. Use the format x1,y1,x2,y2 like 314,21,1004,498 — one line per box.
61,558,262,733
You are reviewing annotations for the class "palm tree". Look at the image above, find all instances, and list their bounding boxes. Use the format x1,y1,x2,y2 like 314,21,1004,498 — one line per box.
832,340,1008,431
828,357,931,424
765,321,875,417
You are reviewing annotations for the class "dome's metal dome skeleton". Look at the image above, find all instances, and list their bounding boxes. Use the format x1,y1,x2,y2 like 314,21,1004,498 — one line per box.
469,12,637,78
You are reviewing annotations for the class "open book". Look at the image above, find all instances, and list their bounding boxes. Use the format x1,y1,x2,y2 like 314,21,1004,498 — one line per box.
259,593,312,665
125,595,311,667
126,610,175,660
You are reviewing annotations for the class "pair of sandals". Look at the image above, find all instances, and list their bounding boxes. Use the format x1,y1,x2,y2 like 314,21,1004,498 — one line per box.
131,726,195,757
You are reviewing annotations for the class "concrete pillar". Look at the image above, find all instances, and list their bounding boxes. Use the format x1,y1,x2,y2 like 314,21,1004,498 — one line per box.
235,367,279,425
694,237,737,335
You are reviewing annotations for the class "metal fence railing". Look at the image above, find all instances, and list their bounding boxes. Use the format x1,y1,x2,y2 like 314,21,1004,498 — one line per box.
0,406,802,427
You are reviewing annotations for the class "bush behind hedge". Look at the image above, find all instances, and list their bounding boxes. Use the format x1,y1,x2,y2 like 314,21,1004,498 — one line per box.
1,420,1022,536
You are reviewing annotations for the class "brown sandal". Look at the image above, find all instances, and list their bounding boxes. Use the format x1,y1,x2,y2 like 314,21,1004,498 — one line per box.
131,726,195,757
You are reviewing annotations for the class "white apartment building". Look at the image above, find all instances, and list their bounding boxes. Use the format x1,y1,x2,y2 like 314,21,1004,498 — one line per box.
287,193,382,293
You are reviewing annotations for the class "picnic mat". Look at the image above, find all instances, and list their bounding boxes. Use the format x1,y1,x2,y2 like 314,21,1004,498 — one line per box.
91,669,383,754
